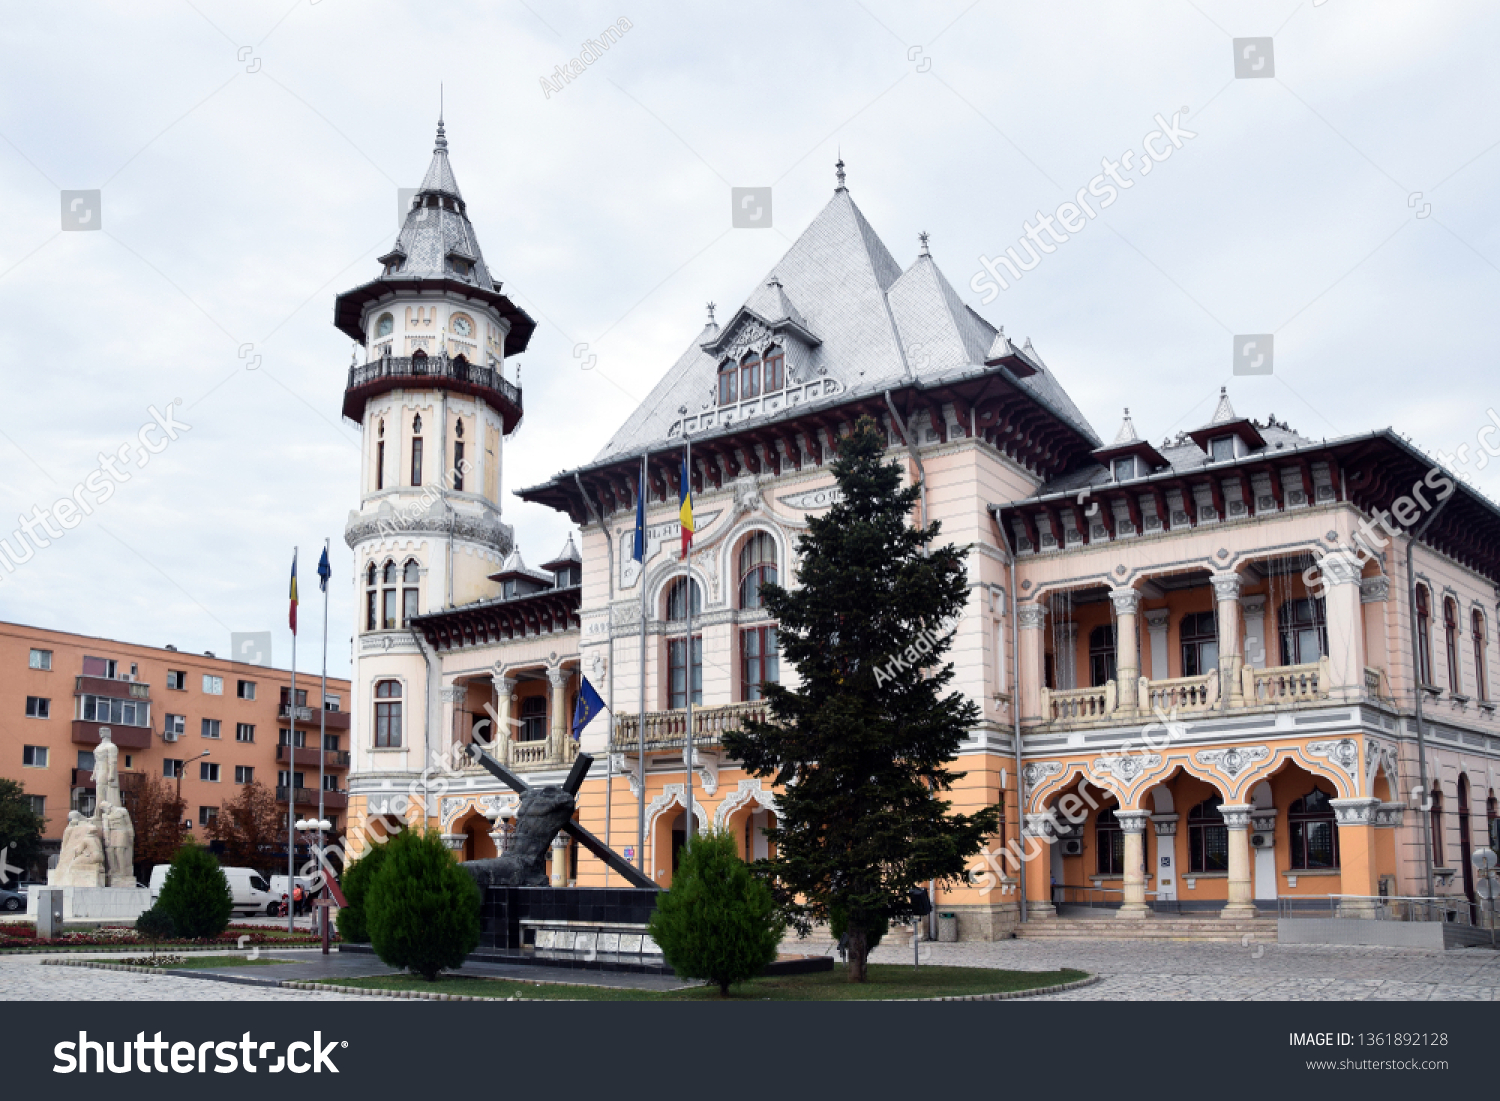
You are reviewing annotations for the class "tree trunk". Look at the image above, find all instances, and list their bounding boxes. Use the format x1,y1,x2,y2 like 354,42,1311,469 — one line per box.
847,927,868,982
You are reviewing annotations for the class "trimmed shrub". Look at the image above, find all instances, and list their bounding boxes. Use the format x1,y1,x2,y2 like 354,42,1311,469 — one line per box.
335,841,390,944
134,908,175,959
366,828,480,981
648,830,785,996
155,843,232,939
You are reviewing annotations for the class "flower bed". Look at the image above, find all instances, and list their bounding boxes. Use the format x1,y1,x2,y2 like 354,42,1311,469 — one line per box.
0,922,333,951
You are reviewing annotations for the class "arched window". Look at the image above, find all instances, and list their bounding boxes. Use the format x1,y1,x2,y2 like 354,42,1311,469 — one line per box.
1430,785,1445,868
1473,610,1489,702
381,560,398,630
664,577,703,622
519,696,547,742
1416,585,1434,684
1088,625,1116,687
453,418,466,491
365,563,378,631
373,680,402,748
1288,786,1339,869
739,351,761,401
375,313,393,338
401,560,420,625
738,532,777,609
1188,796,1228,873
1096,807,1124,875
763,345,784,393
375,418,386,490
718,360,737,406
1278,597,1327,665
410,414,423,487
1180,611,1218,678
1444,597,1461,693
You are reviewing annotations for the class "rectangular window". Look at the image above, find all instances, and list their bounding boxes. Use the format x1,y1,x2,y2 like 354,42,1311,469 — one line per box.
763,347,784,392
25,696,49,719
280,729,307,748
719,366,737,406
740,626,779,702
402,588,419,625
519,697,547,742
278,770,306,789
28,648,51,670
1189,823,1229,872
366,590,377,632
280,687,309,708
22,745,48,768
741,358,760,400
383,589,398,631
323,774,340,791
199,806,217,827
411,437,423,486
166,670,186,690
83,656,117,678
200,762,220,782
453,441,465,491
237,679,256,700
1209,436,1235,463
324,695,341,712
201,718,221,739
28,794,45,818
164,713,185,737
235,765,254,785
1112,457,1136,482
79,695,150,727
236,723,255,742
163,758,184,779
376,439,385,490
78,750,95,771
668,636,703,709
203,675,223,695
323,733,340,751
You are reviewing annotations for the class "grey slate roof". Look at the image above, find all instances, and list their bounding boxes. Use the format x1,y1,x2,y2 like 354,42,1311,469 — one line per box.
384,121,496,291
591,186,1100,464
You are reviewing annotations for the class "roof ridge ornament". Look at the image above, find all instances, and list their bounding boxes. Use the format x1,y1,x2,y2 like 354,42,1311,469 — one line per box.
835,151,846,192
918,231,930,258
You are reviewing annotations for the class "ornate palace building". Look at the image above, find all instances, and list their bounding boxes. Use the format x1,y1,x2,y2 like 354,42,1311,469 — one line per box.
339,122,1500,938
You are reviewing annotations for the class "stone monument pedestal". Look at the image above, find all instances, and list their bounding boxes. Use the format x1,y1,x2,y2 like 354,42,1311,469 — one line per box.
26,886,152,922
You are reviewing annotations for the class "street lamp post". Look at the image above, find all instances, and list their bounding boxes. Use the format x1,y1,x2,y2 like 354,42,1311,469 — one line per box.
295,817,332,949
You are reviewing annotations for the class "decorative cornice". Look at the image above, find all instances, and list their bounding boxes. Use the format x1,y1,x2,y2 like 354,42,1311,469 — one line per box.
1194,745,1271,780
1021,761,1063,789
345,510,514,553
1305,737,1359,781
1089,753,1161,786
359,632,421,654
1115,810,1150,834
1219,803,1253,830
1151,813,1179,836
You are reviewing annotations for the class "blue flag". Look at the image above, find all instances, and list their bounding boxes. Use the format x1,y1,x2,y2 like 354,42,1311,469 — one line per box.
317,546,331,593
571,676,607,740
632,461,646,563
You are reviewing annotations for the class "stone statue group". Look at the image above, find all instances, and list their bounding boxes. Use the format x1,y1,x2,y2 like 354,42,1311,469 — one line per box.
51,730,137,888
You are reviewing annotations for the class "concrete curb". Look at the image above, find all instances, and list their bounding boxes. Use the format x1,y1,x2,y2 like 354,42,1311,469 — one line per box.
894,973,1102,1001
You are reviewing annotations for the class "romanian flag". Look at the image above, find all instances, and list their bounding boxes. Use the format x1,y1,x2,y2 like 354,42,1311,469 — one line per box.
678,447,694,559
288,550,299,634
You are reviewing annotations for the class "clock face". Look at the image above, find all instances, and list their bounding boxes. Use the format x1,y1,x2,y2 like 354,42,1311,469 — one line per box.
452,315,473,337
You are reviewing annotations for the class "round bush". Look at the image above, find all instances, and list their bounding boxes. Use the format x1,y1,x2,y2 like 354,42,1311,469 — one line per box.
156,843,232,939
648,829,785,996
335,840,390,944
366,828,480,981
134,907,175,947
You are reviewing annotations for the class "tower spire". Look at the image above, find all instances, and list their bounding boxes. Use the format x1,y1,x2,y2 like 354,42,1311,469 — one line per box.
835,150,846,192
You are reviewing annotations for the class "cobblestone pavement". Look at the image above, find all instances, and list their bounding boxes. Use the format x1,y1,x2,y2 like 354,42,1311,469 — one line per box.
0,951,386,1001
845,938,1500,1000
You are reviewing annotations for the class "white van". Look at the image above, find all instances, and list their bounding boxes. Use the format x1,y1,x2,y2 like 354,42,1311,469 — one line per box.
148,864,278,916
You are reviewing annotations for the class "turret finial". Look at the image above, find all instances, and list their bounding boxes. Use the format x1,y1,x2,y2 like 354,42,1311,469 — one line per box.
835,149,846,192
918,231,930,257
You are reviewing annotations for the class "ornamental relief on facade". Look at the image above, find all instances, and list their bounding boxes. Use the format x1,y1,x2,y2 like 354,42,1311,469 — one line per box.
1194,745,1271,780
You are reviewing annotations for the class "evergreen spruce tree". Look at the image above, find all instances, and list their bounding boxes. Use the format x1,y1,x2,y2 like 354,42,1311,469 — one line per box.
334,837,390,944
648,830,784,996
723,415,1000,982
155,842,232,939
366,828,480,980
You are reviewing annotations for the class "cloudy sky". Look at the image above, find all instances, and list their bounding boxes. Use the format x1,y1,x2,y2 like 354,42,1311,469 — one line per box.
1,0,1497,677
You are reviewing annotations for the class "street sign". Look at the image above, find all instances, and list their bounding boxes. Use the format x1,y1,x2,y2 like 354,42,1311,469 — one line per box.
1473,847,1497,871
1476,875,1500,900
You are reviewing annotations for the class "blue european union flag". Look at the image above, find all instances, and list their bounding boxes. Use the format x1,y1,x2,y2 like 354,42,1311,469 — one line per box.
632,461,646,563
572,675,607,740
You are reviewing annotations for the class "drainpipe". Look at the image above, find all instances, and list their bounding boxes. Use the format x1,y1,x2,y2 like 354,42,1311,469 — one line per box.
575,472,614,883
412,628,440,824
993,505,1028,923
1406,497,1450,900
883,390,928,552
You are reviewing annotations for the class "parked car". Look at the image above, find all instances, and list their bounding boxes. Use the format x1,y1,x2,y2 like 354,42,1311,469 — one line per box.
148,864,277,916
0,888,23,912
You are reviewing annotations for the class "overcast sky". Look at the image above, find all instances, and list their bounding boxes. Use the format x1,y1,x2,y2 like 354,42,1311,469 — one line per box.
1,0,1497,678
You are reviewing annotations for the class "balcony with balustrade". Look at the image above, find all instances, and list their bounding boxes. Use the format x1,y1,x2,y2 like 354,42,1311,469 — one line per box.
342,352,523,431
610,700,771,754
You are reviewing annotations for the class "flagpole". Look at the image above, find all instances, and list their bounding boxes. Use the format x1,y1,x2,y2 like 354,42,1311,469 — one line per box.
636,452,647,875
683,433,695,845
318,537,330,954
287,547,297,935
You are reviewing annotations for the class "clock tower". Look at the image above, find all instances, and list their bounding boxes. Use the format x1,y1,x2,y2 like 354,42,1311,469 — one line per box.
336,118,535,797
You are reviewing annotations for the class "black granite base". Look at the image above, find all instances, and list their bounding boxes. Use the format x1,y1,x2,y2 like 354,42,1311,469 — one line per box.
481,887,662,953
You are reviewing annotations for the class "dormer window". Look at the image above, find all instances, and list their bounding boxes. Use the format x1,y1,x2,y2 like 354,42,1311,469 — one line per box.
1112,457,1136,482
1209,436,1236,463
740,352,762,400
763,345,784,392
718,360,737,405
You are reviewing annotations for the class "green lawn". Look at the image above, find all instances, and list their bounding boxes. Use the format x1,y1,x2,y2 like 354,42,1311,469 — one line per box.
312,964,1088,1001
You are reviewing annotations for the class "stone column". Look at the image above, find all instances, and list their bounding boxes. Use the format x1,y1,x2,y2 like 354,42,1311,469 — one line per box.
550,832,571,887
1023,813,1057,918
1055,621,1079,690
1110,588,1140,711
1251,807,1279,902
1212,573,1244,706
1330,797,1382,915
1145,608,1171,681
1220,804,1255,918
1018,603,1048,722
1320,552,1366,702
1117,810,1151,918
492,676,517,766
547,667,570,764
1152,814,1179,904
1241,595,1268,670
438,685,466,761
